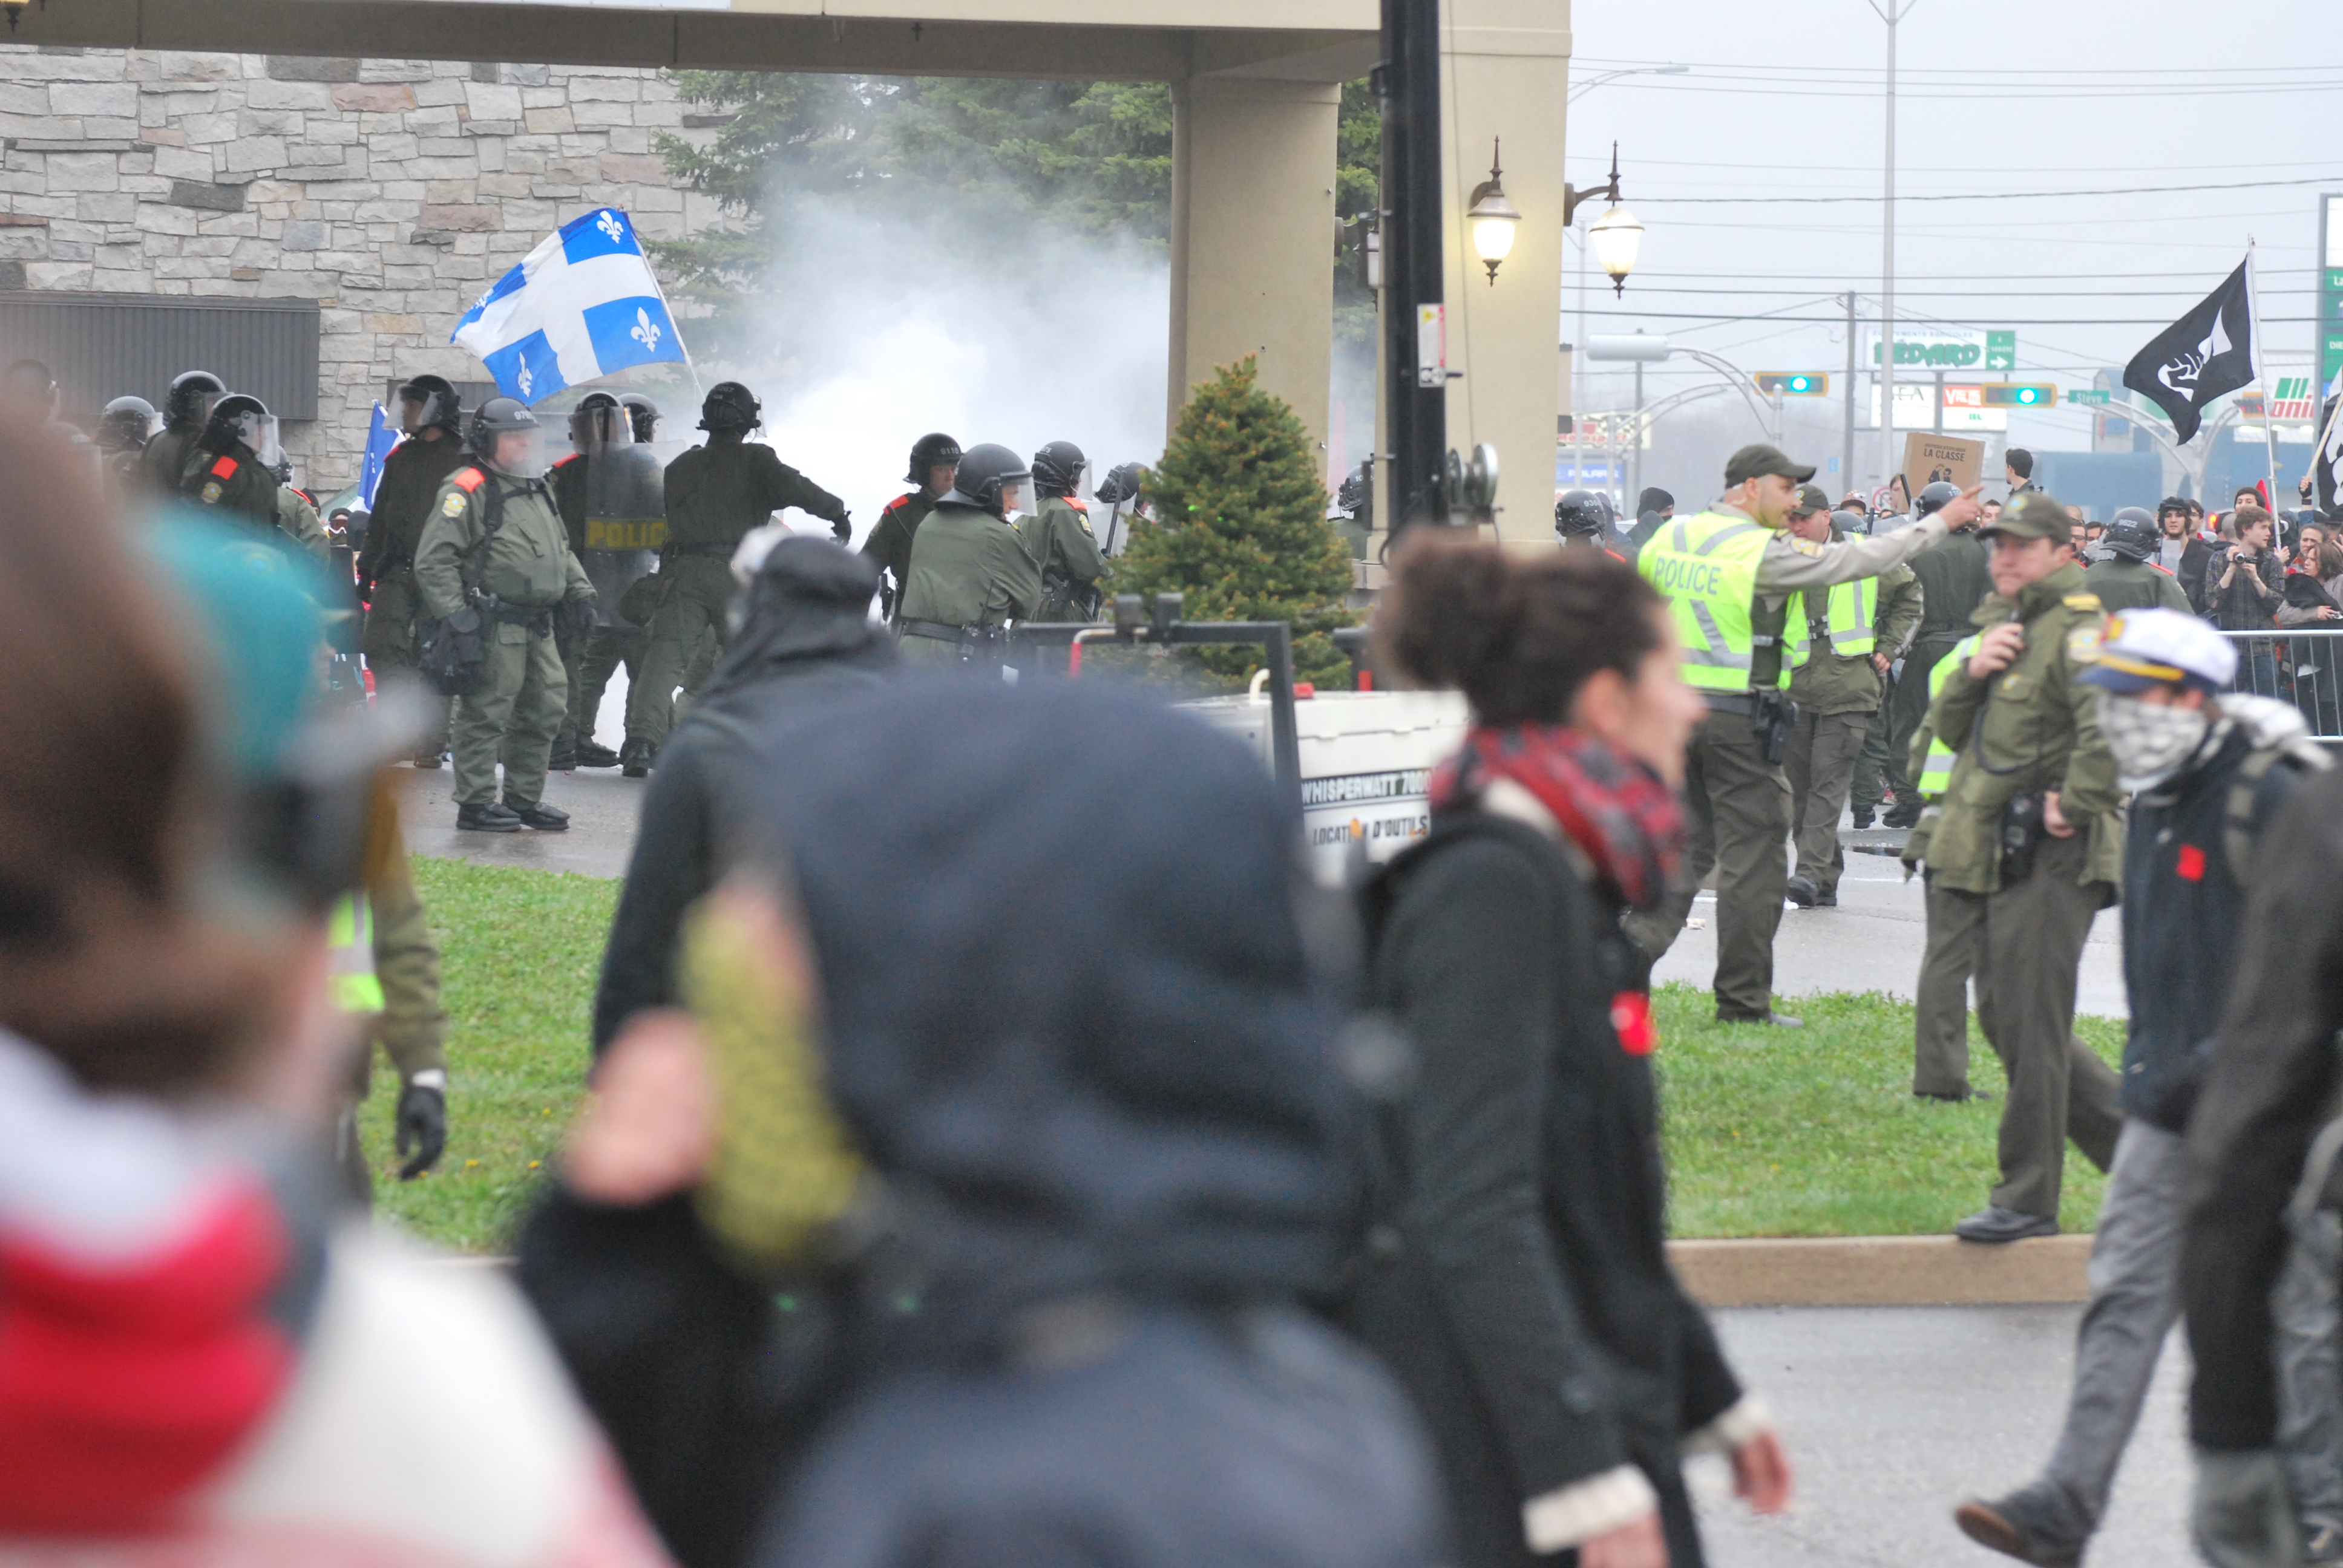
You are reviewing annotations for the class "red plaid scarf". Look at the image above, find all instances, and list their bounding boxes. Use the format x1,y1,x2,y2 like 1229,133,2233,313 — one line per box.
1429,724,1686,912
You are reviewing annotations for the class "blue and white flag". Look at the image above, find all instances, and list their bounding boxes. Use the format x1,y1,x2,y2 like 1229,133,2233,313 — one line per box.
451,207,686,405
357,402,400,511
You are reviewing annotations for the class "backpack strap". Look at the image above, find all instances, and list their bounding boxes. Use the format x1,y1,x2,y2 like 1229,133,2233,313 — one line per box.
2224,736,2332,878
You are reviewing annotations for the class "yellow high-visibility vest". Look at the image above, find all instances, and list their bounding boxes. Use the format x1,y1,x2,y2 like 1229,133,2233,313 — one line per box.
327,892,384,1014
1637,512,1807,692
1917,633,1984,799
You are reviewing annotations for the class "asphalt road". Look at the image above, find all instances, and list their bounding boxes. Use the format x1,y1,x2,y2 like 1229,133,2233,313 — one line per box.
1651,826,2129,1021
1693,1305,2191,1568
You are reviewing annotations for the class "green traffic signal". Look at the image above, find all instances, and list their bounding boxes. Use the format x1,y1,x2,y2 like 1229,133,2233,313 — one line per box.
1980,382,2058,409
1754,372,1830,396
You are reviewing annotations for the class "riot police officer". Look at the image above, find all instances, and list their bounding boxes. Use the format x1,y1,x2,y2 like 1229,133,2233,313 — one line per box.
1623,443,1981,1025
864,431,961,622
548,391,663,770
1873,478,1991,828
2083,507,2192,615
266,451,331,559
413,398,595,833
896,442,1044,667
1020,439,1109,621
626,381,848,769
140,370,224,497
1333,461,1374,561
355,375,472,768
94,396,156,498
1555,489,1622,558
177,392,284,532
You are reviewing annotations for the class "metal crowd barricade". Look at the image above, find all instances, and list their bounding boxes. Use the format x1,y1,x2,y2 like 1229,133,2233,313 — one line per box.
2218,627,2343,742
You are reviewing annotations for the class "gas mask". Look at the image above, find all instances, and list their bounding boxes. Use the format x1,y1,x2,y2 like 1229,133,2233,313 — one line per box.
2096,691,2213,792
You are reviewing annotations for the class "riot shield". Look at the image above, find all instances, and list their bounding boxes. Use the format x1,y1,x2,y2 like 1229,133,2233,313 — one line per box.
582,402,667,552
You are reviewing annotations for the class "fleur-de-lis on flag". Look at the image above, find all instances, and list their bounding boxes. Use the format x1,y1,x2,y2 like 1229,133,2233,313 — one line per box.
631,307,661,351
597,209,624,246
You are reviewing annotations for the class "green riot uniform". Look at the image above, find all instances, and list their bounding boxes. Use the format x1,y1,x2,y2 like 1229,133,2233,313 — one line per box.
1914,559,2123,1220
414,462,595,811
1624,497,1955,1022
1902,633,1985,1099
272,485,331,560
2083,555,2192,616
177,442,278,531
356,431,474,757
1784,546,1922,902
548,451,658,763
896,500,1044,668
138,426,199,500
1017,494,1109,621
630,433,847,750
863,490,936,622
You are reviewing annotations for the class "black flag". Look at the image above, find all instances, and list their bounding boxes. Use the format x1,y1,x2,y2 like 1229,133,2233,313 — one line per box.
2316,387,2343,516
2123,256,2258,444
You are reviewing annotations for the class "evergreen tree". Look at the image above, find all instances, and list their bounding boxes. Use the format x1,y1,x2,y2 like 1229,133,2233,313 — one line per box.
1115,357,1358,690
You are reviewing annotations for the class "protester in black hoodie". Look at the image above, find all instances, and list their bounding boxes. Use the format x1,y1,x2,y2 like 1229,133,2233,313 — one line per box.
1351,534,1792,1568
593,537,896,1052
528,680,1444,1568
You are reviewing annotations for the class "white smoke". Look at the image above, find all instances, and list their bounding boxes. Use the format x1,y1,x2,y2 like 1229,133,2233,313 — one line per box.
677,196,1172,541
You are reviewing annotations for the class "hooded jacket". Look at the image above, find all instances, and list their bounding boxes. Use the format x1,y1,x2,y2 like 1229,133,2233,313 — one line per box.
594,540,897,1050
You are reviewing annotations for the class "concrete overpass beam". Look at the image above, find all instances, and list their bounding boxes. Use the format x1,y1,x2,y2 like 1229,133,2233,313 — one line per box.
1166,75,1340,465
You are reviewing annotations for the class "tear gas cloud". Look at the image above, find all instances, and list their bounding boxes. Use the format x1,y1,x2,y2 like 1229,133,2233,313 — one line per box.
681,197,1173,544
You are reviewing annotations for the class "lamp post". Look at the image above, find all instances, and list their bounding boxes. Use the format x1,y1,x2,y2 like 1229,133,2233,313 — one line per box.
1867,0,1921,500
1466,140,1522,286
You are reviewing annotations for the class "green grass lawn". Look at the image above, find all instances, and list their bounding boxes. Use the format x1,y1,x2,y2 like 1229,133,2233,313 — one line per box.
364,858,2125,1252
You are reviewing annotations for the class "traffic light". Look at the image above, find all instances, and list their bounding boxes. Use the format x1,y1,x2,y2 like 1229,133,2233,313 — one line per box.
1981,382,2058,409
1754,371,1829,396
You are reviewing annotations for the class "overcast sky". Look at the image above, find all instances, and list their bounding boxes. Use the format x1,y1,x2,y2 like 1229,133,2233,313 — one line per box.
1562,0,2343,469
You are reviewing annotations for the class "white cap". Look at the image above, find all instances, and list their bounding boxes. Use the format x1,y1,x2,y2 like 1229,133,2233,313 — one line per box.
2079,607,2236,693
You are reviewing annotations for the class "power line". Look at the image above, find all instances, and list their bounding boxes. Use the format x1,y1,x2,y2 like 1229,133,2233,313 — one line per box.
1627,267,2318,280
1583,310,2321,325
1639,174,2343,204
1611,285,2315,298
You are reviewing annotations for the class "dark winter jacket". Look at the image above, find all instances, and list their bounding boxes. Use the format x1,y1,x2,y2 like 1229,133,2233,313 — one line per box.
592,538,896,1050
2116,699,2314,1131
559,679,1443,1568
2209,544,2286,630
1352,805,1744,1568
2183,759,2343,1452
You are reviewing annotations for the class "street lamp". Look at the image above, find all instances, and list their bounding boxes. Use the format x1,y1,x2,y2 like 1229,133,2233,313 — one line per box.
1466,139,1522,286
1564,142,1643,298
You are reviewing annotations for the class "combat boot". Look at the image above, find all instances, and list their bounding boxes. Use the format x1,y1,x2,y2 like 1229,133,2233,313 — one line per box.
548,746,577,772
620,737,655,778
506,799,569,832
456,800,523,832
413,745,447,770
575,739,622,769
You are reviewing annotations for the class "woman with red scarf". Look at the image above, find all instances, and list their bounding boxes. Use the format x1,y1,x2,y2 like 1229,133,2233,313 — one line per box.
1349,536,1793,1568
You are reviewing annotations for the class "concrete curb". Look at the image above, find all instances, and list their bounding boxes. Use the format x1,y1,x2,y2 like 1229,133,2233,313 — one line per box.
1666,1233,2090,1308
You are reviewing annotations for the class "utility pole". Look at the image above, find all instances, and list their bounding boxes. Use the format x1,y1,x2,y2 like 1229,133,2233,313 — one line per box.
1631,352,1645,508
1841,291,1856,491
1380,0,1446,538
1869,0,1918,503
1932,367,1945,435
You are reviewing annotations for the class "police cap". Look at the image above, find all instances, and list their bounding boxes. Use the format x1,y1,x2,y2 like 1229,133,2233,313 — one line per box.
1724,442,1817,486
1792,484,1831,516
1979,492,2074,545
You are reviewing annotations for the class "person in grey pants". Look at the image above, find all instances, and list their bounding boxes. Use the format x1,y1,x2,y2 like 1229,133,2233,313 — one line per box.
1955,611,2330,1568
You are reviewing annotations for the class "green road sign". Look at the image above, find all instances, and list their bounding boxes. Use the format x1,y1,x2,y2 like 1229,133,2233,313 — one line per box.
1754,372,1829,396
2067,388,2112,407
1985,330,2017,373
1981,382,2057,409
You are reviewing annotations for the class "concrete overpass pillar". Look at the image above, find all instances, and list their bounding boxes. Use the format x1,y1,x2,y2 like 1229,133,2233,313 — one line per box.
1440,1,1571,545
1167,76,1341,464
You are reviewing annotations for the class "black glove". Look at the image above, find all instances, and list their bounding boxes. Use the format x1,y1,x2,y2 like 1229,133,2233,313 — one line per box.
396,1071,448,1180
831,512,852,544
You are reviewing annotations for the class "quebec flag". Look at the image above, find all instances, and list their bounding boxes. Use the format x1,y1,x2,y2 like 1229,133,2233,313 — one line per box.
451,207,686,405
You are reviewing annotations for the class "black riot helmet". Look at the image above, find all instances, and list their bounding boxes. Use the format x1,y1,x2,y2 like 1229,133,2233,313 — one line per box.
617,391,660,443
1335,462,1373,518
949,442,1033,519
568,390,623,451
905,431,963,486
1031,440,1087,498
1555,489,1608,539
165,370,225,433
1095,461,1145,506
699,381,761,434
1916,480,1962,517
97,396,158,453
203,392,269,448
467,396,547,477
396,373,462,434
2102,507,2160,563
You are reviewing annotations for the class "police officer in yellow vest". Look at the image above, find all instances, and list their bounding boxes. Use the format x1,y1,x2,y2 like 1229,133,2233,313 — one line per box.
1783,491,1924,909
1902,633,1987,1100
1625,443,1982,1025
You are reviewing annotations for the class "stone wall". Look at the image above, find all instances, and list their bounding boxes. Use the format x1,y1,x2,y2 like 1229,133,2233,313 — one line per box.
0,45,726,491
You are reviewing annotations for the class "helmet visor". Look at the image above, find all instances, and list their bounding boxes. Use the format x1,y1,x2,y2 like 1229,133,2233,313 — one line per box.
996,475,1034,518
401,390,451,433
235,410,284,469
485,423,549,480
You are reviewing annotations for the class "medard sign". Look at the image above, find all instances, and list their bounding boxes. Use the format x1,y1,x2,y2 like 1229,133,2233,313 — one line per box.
1865,326,1987,368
